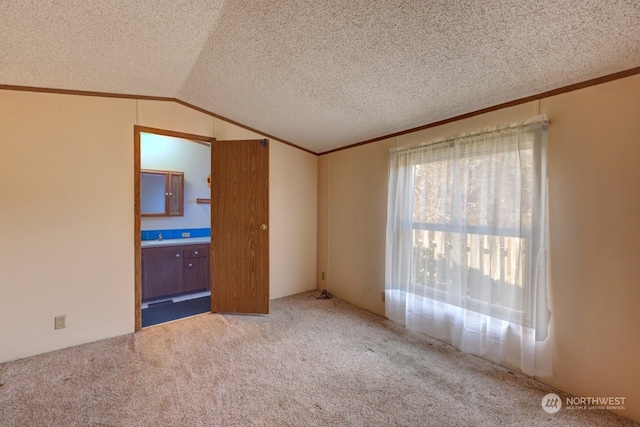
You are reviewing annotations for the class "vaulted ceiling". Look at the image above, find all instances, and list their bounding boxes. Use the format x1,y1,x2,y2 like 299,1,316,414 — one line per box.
1,1,639,153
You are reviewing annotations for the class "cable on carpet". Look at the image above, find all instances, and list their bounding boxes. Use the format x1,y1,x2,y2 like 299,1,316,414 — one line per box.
317,289,332,299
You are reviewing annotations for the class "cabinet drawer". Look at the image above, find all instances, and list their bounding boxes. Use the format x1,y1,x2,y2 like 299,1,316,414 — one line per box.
184,244,209,259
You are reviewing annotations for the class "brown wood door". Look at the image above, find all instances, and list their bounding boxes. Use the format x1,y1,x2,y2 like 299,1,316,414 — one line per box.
211,139,269,314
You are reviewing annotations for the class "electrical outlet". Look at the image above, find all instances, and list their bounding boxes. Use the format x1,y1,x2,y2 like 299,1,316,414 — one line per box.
54,315,66,330
181,232,190,238
321,272,326,280
381,291,385,303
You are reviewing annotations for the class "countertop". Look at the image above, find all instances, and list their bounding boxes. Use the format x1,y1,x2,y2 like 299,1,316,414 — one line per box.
141,237,211,248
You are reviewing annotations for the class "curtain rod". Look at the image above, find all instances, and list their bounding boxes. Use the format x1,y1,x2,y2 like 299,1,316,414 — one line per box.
390,115,549,153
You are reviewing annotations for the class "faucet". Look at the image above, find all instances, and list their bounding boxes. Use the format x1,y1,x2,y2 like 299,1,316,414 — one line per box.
157,233,163,241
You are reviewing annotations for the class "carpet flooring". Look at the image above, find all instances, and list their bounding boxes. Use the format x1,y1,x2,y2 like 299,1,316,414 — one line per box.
0,292,634,426
142,296,211,327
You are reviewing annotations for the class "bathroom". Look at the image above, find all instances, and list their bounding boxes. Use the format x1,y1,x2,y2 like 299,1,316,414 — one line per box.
139,131,212,326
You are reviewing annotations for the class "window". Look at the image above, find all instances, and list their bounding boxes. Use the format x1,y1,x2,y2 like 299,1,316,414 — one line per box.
410,141,535,325
385,116,550,375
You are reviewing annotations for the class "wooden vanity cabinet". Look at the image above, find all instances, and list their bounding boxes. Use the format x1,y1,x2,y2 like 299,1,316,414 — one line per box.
183,245,210,293
141,243,210,300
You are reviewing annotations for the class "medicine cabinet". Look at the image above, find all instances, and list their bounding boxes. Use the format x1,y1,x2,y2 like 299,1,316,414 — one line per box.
141,169,184,216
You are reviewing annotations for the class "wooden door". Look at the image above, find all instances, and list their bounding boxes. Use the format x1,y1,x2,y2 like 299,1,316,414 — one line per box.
211,139,269,314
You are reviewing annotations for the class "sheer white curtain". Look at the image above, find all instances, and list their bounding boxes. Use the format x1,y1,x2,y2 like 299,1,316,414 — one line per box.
385,116,551,376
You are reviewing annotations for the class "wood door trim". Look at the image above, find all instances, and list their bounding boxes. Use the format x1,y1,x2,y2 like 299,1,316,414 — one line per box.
134,128,141,331
134,125,216,331
135,126,215,144
0,83,174,101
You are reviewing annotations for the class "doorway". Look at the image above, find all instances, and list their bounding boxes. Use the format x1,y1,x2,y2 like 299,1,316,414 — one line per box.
134,126,214,329
134,126,271,330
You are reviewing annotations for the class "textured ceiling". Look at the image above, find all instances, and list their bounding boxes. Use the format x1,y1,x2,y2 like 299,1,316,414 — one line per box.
1,1,639,153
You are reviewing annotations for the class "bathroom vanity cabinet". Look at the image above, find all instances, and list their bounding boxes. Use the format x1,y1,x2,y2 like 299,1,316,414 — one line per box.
141,243,210,300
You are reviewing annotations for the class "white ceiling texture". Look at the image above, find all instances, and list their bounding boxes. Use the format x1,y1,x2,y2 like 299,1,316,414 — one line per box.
1,1,639,153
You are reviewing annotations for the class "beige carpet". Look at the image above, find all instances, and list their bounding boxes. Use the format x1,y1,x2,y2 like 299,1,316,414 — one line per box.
0,292,634,426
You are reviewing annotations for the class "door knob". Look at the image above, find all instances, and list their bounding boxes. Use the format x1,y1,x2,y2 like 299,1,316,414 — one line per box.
260,224,268,231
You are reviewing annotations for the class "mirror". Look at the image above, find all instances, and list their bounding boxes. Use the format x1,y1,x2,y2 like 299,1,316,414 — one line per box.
141,169,184,216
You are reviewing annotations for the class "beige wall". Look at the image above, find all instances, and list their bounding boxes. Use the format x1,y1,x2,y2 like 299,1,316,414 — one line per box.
318,138,396,315
540,76,640,421
0,92,317,363
318,75,640,421
269,141,318,299
0,91,137,363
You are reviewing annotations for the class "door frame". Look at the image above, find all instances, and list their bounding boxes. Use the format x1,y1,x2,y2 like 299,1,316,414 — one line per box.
133,125,215,331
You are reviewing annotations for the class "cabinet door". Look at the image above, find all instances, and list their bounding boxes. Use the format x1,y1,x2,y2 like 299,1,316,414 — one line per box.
168,172,184,216
183,257,210,293
140,171,168,215
141,247,183,299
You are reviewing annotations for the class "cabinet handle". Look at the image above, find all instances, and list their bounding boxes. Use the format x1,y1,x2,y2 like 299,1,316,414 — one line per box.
188,263,192,267
176,253,180,257
195,251,198,255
